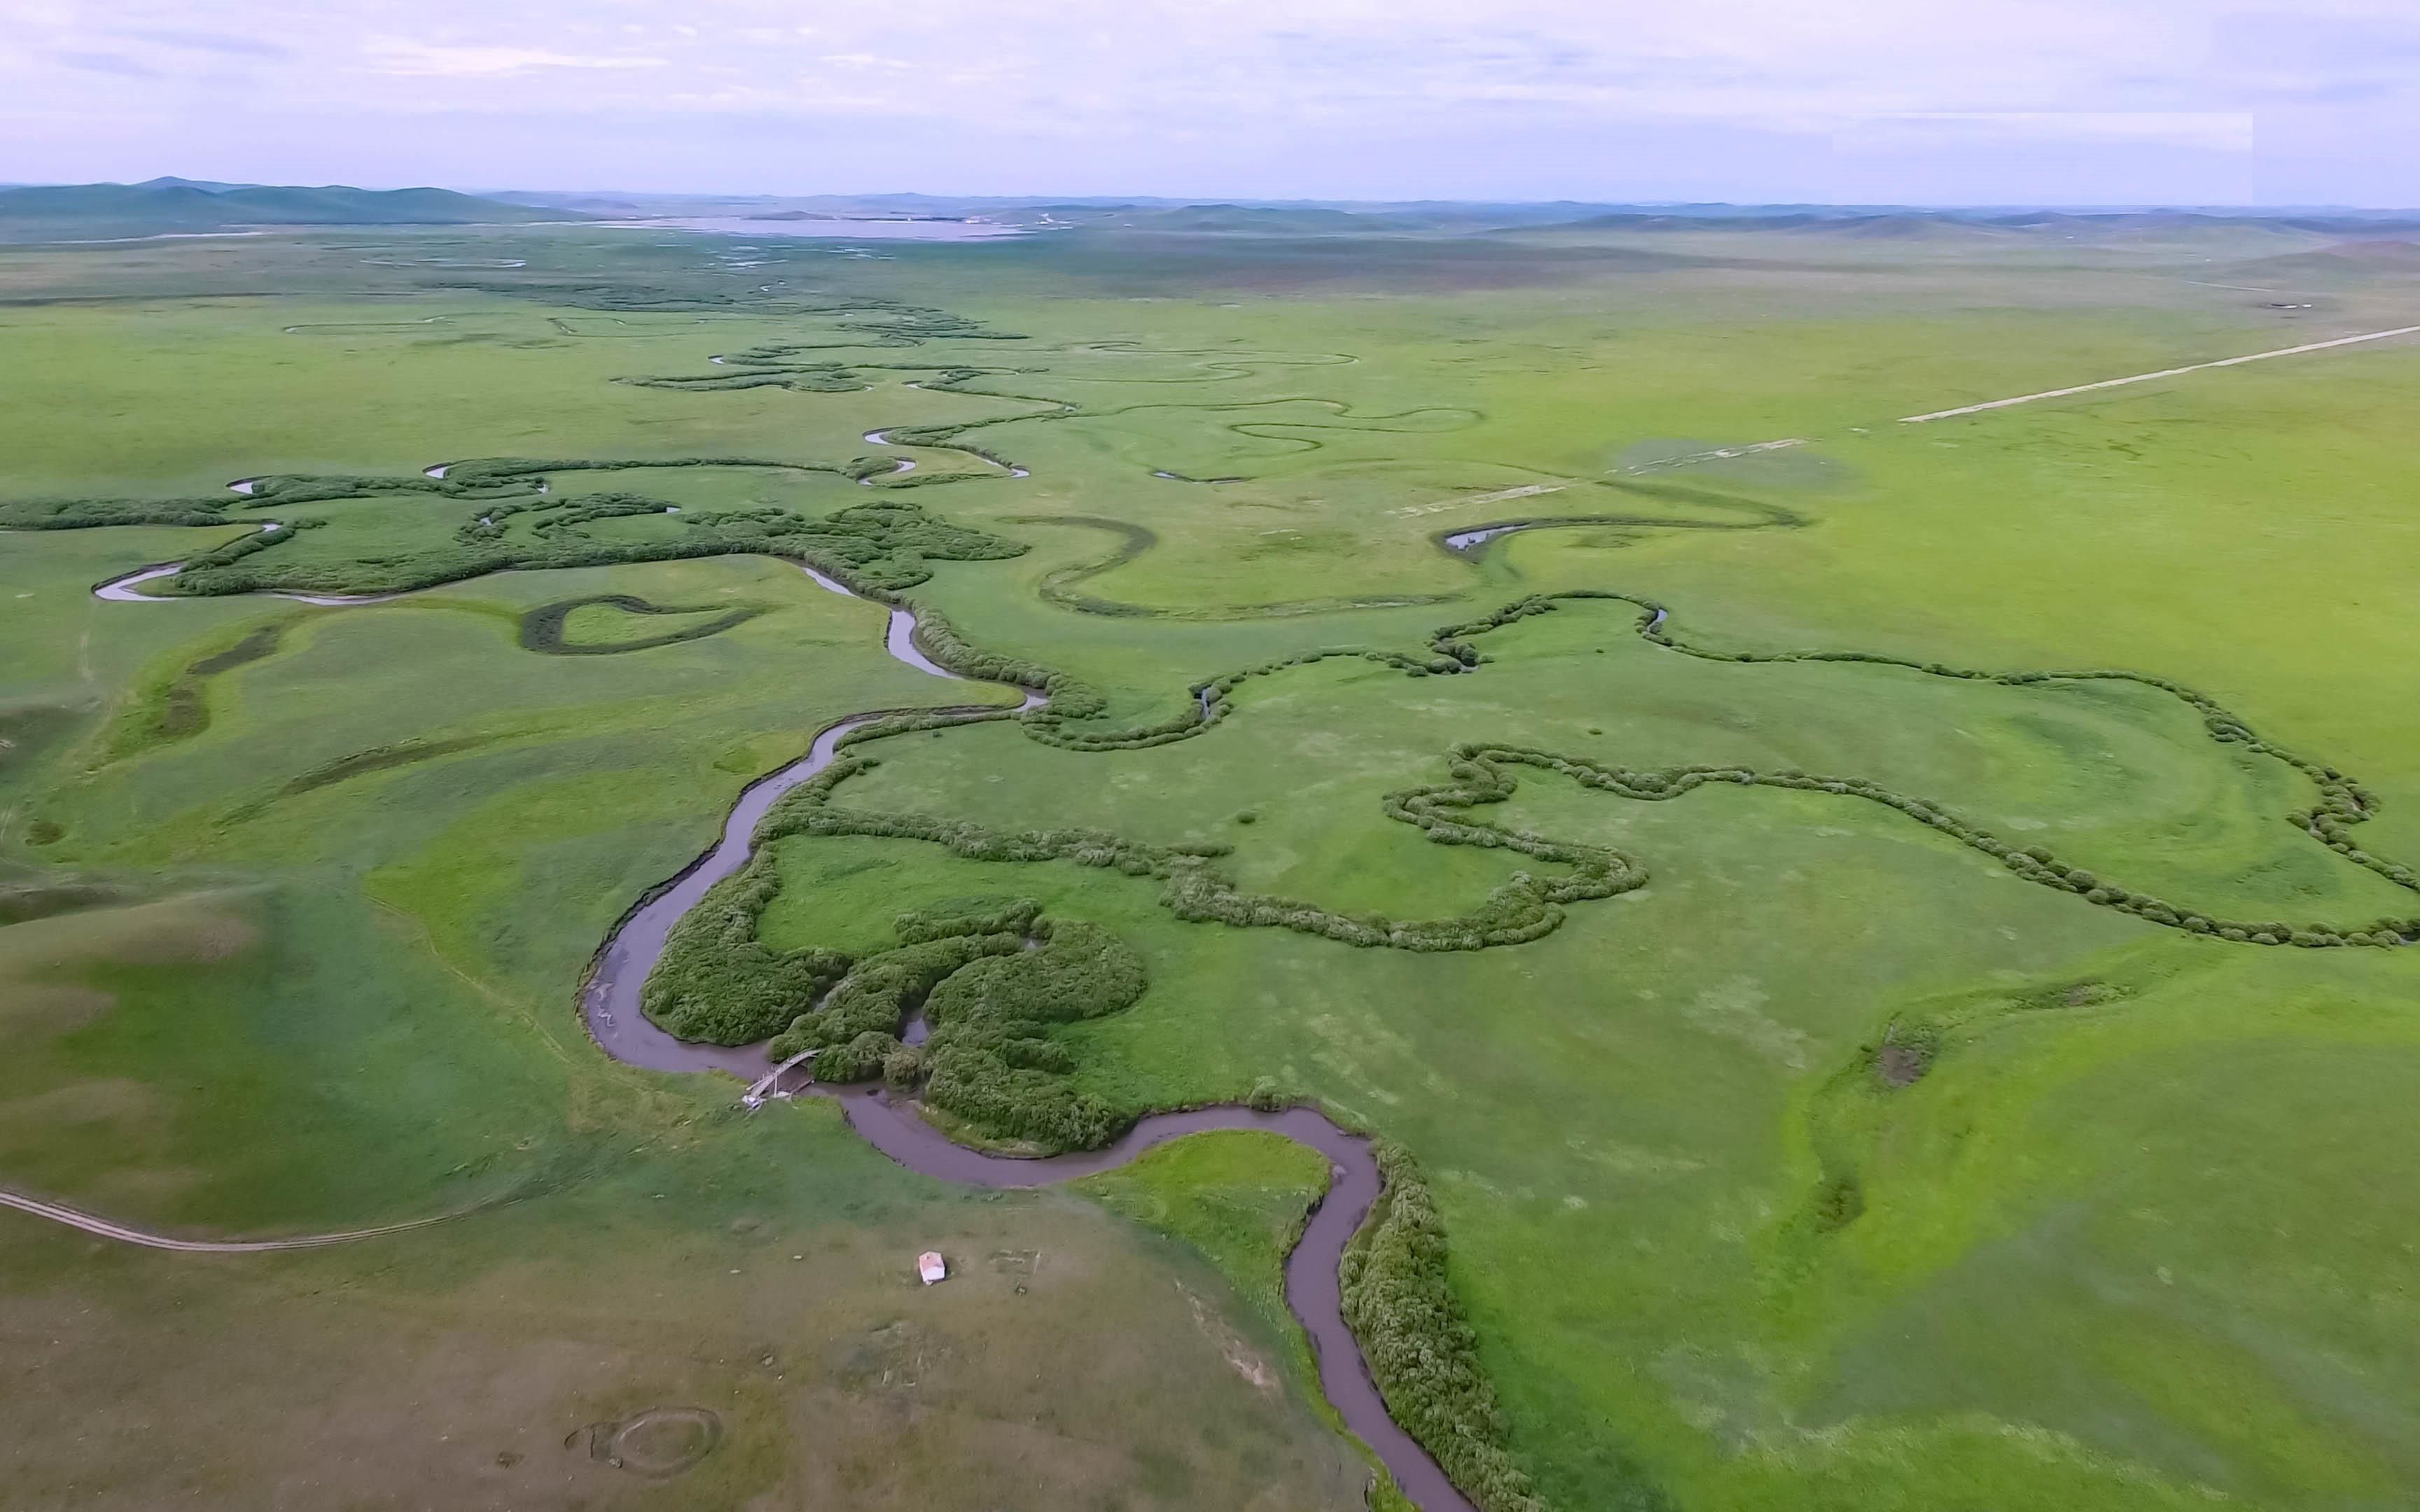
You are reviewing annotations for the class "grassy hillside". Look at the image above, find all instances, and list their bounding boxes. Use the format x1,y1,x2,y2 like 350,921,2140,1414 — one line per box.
0,178,575,242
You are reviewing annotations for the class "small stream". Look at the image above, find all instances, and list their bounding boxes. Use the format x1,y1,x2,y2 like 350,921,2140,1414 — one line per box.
85,462,1482,1511
573,564,1473,1512
91,521,407,607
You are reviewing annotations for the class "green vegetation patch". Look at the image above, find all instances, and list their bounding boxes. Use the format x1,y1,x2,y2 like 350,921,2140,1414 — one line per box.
912,913,1148,1149
8,461,1032,602
18,224,2420,1512
102,617,294,760
641,850,855,1046
1078,1129,1334,1340
1343,1142,1588,1512
518,592,770,654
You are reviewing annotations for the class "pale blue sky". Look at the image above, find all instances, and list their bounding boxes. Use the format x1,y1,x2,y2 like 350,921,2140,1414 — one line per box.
5,1,2416,205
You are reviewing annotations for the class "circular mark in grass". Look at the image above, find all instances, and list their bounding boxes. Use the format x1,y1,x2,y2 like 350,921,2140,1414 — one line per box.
520,594,767,655
578,1406,723,1478
1874,1042,1929,1088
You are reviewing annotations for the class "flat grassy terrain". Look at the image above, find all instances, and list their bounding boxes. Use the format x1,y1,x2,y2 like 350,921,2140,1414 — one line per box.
1,1110,1370,1511
6,218,2420,1510
1078,1130,1337,1394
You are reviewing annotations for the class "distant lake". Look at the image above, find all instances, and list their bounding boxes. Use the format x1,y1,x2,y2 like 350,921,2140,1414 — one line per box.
594,217,1031,241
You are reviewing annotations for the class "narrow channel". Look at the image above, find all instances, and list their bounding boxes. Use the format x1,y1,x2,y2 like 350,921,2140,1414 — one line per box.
576,562,1477,1512
84,473,1482,1512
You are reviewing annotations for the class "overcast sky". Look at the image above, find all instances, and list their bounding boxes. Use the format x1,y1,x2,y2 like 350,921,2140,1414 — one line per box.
4,0,2416,205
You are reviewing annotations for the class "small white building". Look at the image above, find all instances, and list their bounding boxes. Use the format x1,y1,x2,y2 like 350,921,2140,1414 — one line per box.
917,1250,947,1285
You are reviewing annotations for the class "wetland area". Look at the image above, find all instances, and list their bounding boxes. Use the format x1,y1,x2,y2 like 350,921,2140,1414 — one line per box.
6,206,2420,1512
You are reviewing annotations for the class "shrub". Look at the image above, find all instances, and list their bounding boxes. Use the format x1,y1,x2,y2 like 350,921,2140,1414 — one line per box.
915,918,1150,1149
813,1030,903,1083
48,463,1038,603
1340,1142,1557,1512
922,1046,1124,1148
641,854,851,1045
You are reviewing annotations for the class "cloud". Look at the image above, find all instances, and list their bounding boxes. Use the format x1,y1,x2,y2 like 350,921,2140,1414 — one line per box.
364,38,669,78
54,49,158,78
1849,111,2257,154
1,0,2414,202
113,27,288,58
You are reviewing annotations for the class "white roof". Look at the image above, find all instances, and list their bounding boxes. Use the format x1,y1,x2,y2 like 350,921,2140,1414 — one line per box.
917,1250,947,1284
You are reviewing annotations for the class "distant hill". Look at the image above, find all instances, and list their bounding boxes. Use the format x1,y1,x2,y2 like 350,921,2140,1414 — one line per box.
954,202,1414,234
0,178,580,241
1822,213,2021,241
1544,211,1830,232
1127,204,1383,232
2318,237,2420,262
2226,239,2420,286
1528,207,2420,246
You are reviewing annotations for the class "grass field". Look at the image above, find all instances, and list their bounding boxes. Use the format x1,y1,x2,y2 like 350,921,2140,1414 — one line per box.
5,216,2420,1510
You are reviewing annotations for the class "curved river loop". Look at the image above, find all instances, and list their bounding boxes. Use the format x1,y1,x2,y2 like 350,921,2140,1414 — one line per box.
79,502,1481,1512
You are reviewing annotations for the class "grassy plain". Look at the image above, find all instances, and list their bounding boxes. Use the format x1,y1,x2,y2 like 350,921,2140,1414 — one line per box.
1,1109,1369,1511
1078,1130,1336,1387
5,218,2420,1510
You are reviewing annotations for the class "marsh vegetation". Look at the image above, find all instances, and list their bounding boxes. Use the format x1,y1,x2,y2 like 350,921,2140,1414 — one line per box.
6,215,2420,1511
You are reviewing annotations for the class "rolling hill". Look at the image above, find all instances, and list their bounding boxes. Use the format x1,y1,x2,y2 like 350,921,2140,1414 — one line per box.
0,178,578,241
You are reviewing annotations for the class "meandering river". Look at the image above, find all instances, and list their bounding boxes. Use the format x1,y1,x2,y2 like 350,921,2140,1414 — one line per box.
86,521,1480,1512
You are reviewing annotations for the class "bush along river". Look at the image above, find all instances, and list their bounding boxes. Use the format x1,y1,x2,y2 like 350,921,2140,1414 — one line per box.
85,524,1482,1511
578,560,1480,1512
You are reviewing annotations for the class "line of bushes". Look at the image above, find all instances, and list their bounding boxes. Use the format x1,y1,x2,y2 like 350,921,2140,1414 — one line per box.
143,489,1032,601
703,895,1148,1152
765,928,1025,1059
2,496,235,529
640,852,854,1045
1466,742,2415,948
524,492,679,536
1520,589,2417,922
1015,643,1461,755
178,518,321,570
1340,1142,1555,1512
625,345,1069,477
756,744,1630,955
0,470,489,533
780,584,2416,955
16,451,1032,590
868,598,1106,718
518,594,767,655
622,362,867,394
915,914,1146,1148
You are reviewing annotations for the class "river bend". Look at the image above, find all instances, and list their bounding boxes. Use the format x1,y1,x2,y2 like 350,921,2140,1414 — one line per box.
83,513,1480,1512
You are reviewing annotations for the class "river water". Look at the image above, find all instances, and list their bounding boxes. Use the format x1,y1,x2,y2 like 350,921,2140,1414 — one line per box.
89,477,1481,1512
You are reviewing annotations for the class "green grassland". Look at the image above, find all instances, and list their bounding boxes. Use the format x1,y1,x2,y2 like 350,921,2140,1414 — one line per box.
0,537,1363,1506
1,1110,1370,1511
5,218,2420,1509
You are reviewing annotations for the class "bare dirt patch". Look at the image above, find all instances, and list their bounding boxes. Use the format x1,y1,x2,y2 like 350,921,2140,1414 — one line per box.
1180,1282,1279,1392
1875,1042,1931,1088
572,1405,723,1479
